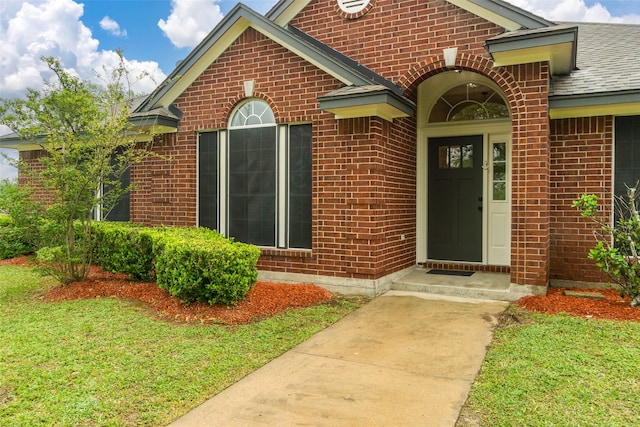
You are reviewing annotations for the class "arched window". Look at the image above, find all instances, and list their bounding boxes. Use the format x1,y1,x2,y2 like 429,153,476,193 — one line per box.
429,83,509,123
198,99,312,249
227,100,277,246
230,99,275,128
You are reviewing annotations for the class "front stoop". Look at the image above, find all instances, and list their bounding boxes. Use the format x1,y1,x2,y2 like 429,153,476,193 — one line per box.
392,267,537,302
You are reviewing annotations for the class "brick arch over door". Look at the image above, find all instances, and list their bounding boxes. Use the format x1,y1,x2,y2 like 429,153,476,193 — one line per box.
400,54,553,288
399,54,525,118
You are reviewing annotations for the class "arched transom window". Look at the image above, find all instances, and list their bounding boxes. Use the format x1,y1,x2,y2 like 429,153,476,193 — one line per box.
230,99,275,127
429,83,509,123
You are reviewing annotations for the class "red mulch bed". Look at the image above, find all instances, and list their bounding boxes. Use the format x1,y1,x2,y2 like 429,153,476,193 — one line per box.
1,255,333,325
4,255,639,323
518,287,640,322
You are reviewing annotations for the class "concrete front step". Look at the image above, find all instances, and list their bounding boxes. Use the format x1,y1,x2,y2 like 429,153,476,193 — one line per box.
391,268,530,302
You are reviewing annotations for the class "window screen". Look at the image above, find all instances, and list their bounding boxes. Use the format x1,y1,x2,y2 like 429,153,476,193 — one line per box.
615,116,640,200
228,127,277,246
199,131,218,230
289,124,312,249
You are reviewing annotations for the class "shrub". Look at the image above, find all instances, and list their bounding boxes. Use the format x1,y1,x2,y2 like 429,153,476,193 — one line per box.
92,222,155,281
0,214,12,227
154,228,260,305
89,224,261,305
0,180,47,250
573,183,640,306
0,222,32,259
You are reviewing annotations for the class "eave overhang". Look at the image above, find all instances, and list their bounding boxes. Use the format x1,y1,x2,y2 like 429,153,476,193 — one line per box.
0,107,181,151
485,25,578,75
549,90,640,119
318,85,415,122
0,133,44,151
128,106,182,137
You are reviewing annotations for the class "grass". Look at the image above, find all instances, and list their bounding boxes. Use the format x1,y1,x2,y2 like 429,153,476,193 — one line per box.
0,265,365,426
462,307,640,426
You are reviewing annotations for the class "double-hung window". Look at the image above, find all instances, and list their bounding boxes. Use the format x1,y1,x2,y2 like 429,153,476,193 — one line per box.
198,99,312,249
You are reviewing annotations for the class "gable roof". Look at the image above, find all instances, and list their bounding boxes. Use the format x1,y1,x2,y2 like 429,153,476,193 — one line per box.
136,3,411,118
267,0,553,30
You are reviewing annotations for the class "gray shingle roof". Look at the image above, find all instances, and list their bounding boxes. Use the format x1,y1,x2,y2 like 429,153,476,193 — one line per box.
550,22,640,97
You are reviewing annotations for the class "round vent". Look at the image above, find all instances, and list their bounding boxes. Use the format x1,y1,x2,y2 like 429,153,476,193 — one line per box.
337,0,371,15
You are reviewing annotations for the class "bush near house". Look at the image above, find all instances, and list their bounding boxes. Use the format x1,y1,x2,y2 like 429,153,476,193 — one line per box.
91,221,155,281
153,228,260,305
573,183,640,307
91,223,261,305
0,180,43,259
0,216,32,260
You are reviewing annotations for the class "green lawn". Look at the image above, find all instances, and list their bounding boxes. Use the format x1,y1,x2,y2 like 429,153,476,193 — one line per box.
461,307,640,426
0,265,364,426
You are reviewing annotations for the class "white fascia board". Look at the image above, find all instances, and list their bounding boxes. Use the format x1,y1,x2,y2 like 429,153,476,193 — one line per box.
550,102,640,119
268,0,312,26
447,0,525,31
490,42,574,75
156,19,251,109
323,104,411,122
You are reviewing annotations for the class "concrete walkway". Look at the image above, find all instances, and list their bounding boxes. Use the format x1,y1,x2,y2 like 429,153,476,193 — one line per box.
168,291,508,427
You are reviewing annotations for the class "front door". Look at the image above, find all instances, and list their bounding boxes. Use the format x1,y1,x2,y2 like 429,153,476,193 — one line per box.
428,136,483,262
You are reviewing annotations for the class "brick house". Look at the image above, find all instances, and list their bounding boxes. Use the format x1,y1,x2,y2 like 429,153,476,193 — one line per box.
4,0,640,298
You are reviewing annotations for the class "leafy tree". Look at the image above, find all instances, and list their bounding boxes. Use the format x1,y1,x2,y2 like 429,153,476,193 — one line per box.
0,55,153,284
573,182,640,306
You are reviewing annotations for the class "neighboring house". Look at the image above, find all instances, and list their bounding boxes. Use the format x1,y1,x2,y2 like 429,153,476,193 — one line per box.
3,0,639,297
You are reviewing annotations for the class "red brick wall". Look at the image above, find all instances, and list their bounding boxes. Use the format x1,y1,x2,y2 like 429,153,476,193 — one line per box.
550,116,612,283
134,28,418,280
507,62,551,287
129,134,188,225
291,0,503,81
260,116,417,279
17,150,50,203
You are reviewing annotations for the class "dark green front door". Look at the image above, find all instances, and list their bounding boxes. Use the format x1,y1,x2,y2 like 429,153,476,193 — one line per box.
428,136,483,262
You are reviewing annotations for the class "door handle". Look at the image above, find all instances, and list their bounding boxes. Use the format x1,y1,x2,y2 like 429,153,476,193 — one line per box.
478,196,483,202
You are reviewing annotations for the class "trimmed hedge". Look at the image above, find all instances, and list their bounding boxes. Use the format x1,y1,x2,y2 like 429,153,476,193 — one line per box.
0,222,32,260
154,230,260,305
91,222,155,281
91,223,260,305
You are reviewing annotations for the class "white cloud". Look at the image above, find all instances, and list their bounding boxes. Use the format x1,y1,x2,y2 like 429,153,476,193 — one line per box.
0,0,165,100
100,16,127,37
507,0,640,24
0,150,18,181
158,0,224,48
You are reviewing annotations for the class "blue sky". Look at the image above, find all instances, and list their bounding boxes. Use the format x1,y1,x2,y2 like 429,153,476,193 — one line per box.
1,0,639,179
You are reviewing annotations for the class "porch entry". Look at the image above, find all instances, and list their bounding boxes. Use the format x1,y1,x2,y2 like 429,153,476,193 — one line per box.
416,71,511,266
428,136,483,262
